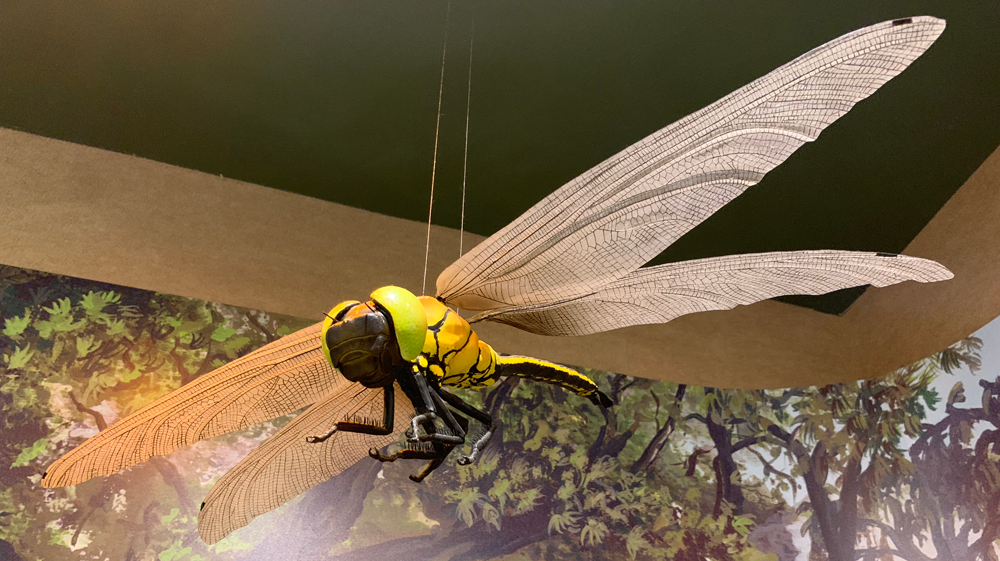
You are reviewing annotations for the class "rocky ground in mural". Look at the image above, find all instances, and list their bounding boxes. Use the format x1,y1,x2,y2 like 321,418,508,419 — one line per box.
1,264,998,560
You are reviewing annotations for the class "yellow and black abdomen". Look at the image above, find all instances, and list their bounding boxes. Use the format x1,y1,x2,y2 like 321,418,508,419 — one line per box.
418,297,499,389
416,297,609,407
493,355,607,405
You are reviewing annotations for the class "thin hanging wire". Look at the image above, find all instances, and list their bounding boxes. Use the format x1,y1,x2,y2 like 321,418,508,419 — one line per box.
458,18,475,259
422,1,452,296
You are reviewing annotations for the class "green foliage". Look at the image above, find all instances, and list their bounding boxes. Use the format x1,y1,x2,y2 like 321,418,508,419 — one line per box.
10,438,48,468
1,264,996,561
0,266,312,561
3,344,34,369
2,312,30,337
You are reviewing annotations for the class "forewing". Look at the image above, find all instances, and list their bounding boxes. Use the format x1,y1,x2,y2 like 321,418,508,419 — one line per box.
470,251,952,336
43,322,343,487
197,382,414,544
437,17,945,312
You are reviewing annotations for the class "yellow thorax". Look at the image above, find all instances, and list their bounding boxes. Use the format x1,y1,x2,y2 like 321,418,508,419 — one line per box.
418,296,498,385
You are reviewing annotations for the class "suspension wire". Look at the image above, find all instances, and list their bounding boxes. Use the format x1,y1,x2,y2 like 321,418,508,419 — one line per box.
458,18,475,259
422,0,452,296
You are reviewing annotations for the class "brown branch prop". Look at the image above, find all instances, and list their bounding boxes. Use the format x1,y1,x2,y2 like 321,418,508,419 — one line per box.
681,447,714,477
169,347,195,386
651,390,662,432
711,454,724,519
246,312,278,343
68,391,107,431
731,436,765,454
856,519,933,561
70,509,93,547
745,448,795,484
148,458,196,515
630,385,686,474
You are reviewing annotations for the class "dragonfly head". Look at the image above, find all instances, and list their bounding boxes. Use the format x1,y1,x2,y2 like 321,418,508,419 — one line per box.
321,286,427,387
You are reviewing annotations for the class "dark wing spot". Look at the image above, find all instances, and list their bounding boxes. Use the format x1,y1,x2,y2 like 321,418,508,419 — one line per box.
876,252,897,258
200,502,206,511
892,18,913,26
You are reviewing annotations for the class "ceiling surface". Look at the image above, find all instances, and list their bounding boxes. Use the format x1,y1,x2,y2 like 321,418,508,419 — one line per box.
2,0,999,313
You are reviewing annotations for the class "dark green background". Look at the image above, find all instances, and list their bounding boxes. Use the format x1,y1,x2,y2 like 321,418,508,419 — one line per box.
3,1,998,313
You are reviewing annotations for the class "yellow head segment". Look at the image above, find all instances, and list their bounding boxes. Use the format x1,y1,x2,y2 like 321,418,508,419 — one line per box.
370,286,427,361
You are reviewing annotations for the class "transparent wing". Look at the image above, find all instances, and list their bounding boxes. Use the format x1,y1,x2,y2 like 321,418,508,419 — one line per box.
42,322,343,488
469,251,952,336
437,17,945,312
197,381,414,544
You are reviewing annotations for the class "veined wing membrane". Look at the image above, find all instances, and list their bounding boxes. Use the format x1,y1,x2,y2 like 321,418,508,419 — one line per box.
198,381,413,544
438,17,945,312
42,322,344,488
469,251,952,336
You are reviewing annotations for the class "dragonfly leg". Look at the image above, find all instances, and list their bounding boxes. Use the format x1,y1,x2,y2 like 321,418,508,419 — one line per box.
368,440,456,483
394,361,440,442
436,387,495,465
406,362,464,446
421,385,465,443
410,454,447,483
306,385,395,443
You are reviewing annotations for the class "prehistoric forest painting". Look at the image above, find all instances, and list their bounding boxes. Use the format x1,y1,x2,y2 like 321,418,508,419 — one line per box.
0,264,997,561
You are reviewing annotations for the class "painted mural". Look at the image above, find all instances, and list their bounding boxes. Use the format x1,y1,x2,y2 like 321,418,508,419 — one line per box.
0,264,997,560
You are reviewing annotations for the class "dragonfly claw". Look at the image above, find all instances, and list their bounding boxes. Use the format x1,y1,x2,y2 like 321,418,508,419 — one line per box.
306,425,338,443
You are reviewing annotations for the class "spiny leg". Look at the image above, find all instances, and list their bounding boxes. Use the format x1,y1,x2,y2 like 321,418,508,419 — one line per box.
368,414,469,464
305,385,394,443
436,387,495,465
368,440,455,483
410,453,446,483
403,363,441,440
407,364,463,445
409,414,466,482
393,368,431,441
424,384,466,442
369,416,469,482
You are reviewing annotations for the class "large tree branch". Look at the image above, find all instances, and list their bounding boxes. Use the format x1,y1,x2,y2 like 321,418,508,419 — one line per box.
651,390,662,432
836,454,863,546
682,447,714,477
969,490,1000,559
853,548,922,561
857,518,933,561
712,454,725,519
731,436,765,454
769,425,843,560
631,385,686,474
766,424,807,460
914,406,993,457
745,448,796,487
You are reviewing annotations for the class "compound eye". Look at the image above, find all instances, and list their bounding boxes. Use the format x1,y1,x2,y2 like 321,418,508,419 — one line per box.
321,300,363,368
329,300,362,323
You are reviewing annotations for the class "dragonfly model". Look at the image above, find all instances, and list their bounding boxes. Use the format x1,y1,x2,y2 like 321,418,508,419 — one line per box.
42,16,950,544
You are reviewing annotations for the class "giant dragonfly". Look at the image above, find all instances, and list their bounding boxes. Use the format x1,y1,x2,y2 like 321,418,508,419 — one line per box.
42,16,950,544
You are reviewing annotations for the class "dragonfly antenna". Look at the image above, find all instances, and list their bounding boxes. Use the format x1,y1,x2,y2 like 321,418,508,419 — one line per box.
422,1,451,296
459,17,475,259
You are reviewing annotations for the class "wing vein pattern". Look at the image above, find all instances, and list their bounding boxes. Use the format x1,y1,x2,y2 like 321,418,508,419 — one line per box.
42,322,344,487
469,250,952,336
437,17,946,315
197,382,413,544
